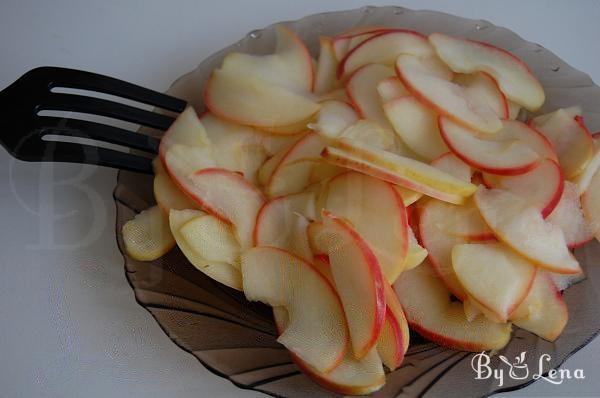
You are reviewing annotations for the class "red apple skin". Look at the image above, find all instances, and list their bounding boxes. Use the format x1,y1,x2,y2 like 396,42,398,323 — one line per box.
438,116,540,176
406,320,500,352
337,29,428,78
187,168,265,225
323,211,387,358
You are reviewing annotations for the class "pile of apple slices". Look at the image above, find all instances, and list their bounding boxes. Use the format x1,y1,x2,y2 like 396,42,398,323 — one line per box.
122,25,600,395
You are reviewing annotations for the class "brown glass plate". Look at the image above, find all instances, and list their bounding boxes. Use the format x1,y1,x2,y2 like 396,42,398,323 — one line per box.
114,6,600,397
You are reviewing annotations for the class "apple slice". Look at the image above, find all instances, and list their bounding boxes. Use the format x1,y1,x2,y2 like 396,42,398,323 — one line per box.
318,211,386,358
510,272,568,341
309,100,358,139
322,139,477,204
274,307,385,396
158,106,211,160
531,105,582,126
254,191,316,245
346,63,395,128
308,160,345,184
179,213,241,265
204,69,319,129
339,120,396,151
508,101,521,120
405,227,428,270
220,25,313,93
582,168,600,241
393,185,423,206
474,186,581,274
339,30,433,76
430,152,472,182
314,36,338,94
574,146,600,195
383,96,449,161
545,181,594,248
396,54,502,134
241,247,347,372
549,271,586,292
429,33,545,111
153,159,198,212
419,199,480,300
122,205,175,261
452,243,536,322
482,159,564,218
324,171,408,283
185,168,265,249
377,76,409,102
332,29,382,61
439,117,540,176
532,109,594,179
377,282,410,370
453,72,509,118
395,262,511,351
170,209,242,290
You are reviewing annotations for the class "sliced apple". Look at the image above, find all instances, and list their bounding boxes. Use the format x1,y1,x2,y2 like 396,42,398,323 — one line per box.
405,227,428,270
396,54,502,134
474,186,581,274
254,191,316,246
122,205,175,261
429,33,545,111
453,72,509,118
339,30,433,76
393,185,423,207
430,152,472,182
377,282,410,371
314,36,338,94
179,213,241,265
546,181,594,248
158,106,211,161
574,146,600,195
582,168,600,241
508,101,521,120
482,159,564,218
170,209,242,290
308,160,345,184
324,171,408,283
220,25,313,93
395,262,511,351
338,119,396,151
531,105,582,126
322,139,477,204
318,211,386,358
318,87,350,102
184,168,265,249
510,272,568,341
204,68,319,129
439,117,540,176
452,243,536,322
309,100,358,139
274,306,385,396
346,63,395,129
383,96,449,160
332,30,381,61
532,109,595,179
307,220,328,257
377,76,409,102
241,247,347,372
549,271,586,292
153,160,198,212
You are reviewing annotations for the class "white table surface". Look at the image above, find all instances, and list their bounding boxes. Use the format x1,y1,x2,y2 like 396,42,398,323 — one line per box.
1,0,599,397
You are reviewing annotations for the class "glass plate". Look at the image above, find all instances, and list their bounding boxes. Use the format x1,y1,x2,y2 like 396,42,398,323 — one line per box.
114,5,600,397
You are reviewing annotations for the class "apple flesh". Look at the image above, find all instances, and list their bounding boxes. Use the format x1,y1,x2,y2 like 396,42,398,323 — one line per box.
532,109,595,179
321,139,477,204
186,168,265,249
453,72,509,118
339,30,433,77
383,96,449,161
314,36,338,95
428,33,545,111
122,205,175,261
309,100,358,139
396,54,502,134
510,272,568,341
377,76,409,102
170,209,242,290
153,159,198,212
179,214,241,264
482,159,564,218
474,186,581,274
452,243,536,322
324,171,408,283
274,306,385,396
338,120,396,151
346,63,396,128
430,152,472,182
394,262,511,351
439,117,540,176
241,247,347,373
376,282,410,370
547,181,594,248
319,211,386,358
405,227,428,270
158,106,210,161
582,168,600,242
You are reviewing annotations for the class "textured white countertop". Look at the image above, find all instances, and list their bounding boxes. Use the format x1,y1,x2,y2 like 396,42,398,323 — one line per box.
1,0,599,396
